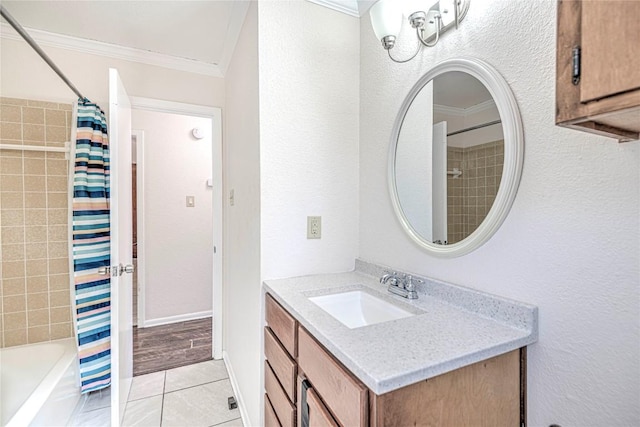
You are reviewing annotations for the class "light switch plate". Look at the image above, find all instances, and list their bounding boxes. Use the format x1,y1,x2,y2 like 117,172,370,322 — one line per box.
186,196,195,207
307,216,321,239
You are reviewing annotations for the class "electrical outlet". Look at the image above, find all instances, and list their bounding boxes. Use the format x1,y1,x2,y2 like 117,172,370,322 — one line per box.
307,216,321,239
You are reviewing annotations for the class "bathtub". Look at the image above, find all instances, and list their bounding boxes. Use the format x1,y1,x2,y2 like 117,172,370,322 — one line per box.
1,338,81,427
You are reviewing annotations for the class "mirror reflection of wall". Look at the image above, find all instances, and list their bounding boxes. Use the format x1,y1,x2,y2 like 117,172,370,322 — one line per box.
433,72,505,244
396,81,434,241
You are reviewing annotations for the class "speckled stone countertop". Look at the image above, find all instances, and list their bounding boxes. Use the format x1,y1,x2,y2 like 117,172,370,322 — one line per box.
263,259,538,395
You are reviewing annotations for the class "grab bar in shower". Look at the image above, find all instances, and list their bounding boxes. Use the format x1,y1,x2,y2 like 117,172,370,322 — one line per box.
0,142,70,158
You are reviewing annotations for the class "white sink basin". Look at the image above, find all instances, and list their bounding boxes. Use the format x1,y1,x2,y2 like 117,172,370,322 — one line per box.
309,290,414,329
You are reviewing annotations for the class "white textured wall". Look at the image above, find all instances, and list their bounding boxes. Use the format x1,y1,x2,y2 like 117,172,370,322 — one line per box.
132,109,213,323
223,2,262,425
0,37,225,107
259,0,360,280
359,1,639,426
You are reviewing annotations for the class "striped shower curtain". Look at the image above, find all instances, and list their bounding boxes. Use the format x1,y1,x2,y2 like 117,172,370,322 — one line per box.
72,100,112,393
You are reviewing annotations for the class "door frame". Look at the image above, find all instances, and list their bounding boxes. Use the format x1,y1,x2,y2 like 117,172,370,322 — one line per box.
131,129,145,328
130,96,224,360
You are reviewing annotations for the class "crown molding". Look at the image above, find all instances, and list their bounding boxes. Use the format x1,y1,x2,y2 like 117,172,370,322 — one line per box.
307,0,361,17
130,96,218,118
434,104,466,117
1,22,224,78
465,99,497,115
434,99,496,117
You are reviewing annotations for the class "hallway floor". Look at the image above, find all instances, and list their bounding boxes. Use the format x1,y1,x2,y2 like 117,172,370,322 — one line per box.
133,317,213,376
69,359,243,426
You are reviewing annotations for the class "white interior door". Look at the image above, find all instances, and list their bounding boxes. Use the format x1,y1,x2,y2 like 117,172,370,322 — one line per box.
109,68,134,426
432,121,448,244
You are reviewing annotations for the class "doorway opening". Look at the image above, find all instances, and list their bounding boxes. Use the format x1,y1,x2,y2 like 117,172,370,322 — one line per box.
129,99,223,376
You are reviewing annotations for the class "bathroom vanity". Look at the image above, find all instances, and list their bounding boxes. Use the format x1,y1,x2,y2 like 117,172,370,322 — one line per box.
262,261,538,427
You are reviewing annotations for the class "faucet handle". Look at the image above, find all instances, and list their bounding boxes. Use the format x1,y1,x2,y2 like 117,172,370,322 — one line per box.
380,270,397,284
404,275,423,292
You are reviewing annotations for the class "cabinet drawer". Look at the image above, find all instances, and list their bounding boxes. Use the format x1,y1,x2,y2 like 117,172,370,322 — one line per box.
265,327,297,402
264,394,281,427
265,361,296,427
266,293,298,357
307,386,338,427
298,327,368,427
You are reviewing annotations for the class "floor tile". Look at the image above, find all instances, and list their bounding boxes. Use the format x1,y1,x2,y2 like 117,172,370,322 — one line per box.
122,395,163,427
161,379,239,427
80,387,111,412
212,418,244,426
128,371,165,401
67,406,110,427
164,359,229,393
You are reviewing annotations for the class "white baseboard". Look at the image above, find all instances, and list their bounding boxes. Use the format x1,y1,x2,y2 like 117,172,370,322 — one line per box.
141,311,212,328
223,351,250,427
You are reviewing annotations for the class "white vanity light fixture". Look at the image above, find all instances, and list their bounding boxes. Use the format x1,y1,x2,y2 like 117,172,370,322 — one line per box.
369,0,470,63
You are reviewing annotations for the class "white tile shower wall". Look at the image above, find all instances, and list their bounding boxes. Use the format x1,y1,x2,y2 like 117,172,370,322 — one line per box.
358,1,639,426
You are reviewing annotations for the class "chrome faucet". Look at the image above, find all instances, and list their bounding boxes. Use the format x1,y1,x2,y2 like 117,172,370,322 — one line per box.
380,271,420,299
380,271,398,285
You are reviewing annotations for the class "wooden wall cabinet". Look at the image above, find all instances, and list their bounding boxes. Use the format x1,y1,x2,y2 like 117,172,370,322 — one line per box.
556,0,640,142
264,293,526,427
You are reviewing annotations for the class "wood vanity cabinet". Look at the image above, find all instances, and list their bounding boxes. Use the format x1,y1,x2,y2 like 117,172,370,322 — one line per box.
264,293,525,427
556,0,640,142
265,294,298,427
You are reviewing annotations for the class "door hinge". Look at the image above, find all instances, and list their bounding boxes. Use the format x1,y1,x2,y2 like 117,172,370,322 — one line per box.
572,46,581,85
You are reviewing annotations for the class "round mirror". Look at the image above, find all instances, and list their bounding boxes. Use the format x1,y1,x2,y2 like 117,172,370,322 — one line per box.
389,57,523,257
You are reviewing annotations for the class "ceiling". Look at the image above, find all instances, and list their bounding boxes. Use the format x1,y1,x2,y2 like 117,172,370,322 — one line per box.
433,71,492,110
0,0,375,77
1,0,487,110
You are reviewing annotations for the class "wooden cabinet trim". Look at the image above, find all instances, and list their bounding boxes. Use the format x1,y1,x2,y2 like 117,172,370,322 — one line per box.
266,293,298,357
520,347,528,427
265,361,296,427
265,326,297,402
297,326,368,427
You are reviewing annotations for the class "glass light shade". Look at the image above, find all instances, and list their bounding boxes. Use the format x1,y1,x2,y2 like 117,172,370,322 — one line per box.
369,0,402,41
401,0,439,18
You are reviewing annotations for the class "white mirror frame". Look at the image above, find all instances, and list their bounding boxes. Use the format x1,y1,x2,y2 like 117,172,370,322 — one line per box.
388,57,524,257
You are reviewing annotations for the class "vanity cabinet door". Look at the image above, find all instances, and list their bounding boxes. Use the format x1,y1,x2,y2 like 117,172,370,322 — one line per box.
307,388,339,427
298,327,368,427
298,376,339,427
369,350,521,427
556,0,640,141
266,294,298,357
265,361,296,427
265,327,297,401
265,394,282,427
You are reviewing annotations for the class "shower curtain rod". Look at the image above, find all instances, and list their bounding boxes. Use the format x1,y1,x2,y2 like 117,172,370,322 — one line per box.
1,5,86,100
447,119,502,137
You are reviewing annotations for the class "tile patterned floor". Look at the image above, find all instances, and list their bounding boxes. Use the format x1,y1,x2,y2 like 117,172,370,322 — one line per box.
68,360,243,427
